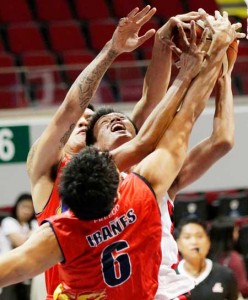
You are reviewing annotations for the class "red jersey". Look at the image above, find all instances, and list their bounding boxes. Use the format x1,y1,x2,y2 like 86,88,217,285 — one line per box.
36,155,70,299
44,172,162,300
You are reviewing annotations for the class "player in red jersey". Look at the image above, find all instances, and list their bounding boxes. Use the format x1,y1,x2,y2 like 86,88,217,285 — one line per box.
0,16,214,297
24,5,244,300
27,6,158,297
27,7,205,297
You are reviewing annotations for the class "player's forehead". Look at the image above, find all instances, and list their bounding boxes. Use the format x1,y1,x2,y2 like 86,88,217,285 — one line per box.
76,108,94,124
97,112,128,125
84,107,94,118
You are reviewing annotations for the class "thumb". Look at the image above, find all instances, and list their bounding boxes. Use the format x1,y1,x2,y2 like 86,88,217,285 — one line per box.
137,29,156,46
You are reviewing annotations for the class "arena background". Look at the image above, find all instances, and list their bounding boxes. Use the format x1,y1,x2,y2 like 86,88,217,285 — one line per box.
0,0,247,208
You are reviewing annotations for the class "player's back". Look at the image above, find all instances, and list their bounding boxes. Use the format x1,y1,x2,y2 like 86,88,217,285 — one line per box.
46,172,162,299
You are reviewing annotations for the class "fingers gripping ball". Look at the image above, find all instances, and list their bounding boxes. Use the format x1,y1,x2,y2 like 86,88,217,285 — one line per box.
172,20,238,76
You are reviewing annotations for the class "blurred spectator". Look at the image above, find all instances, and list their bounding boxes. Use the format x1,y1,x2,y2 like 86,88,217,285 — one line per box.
175,216,238,300
1,193,35,300
209,217,248,299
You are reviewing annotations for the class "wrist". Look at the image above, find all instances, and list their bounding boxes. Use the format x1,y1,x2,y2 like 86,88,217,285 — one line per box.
212,33,231,51
105,40,121,57
157,21,174,43
176,71,193,83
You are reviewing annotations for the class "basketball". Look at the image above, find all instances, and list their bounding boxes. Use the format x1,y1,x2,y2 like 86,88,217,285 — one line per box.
172,20,238,76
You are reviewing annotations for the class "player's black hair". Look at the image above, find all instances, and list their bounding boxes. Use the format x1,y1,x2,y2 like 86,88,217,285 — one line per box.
59,146,119,220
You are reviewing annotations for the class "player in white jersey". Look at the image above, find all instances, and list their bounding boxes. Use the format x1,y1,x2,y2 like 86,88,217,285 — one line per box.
154,9,240,300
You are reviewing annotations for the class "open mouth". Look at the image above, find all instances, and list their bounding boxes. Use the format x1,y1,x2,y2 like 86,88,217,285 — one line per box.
111,122,126,132
191,247,200,253
77,128,86,135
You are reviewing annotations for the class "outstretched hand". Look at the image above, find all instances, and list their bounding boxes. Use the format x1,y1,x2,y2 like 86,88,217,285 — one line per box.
198,9,246,42
169,21,208,78
110,5,156,54
158,11,204,44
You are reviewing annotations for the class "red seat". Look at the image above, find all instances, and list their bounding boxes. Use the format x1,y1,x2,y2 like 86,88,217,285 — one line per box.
238,40,248,56
0,0,33,23
21,51,62,83
241,17,247,35
0,90,28,109
148,0,184,19
33,85,68,106
62,50,95,83
117,79,143,102
0,39,5,52
88,19,118,51
48,21,86,52
0,53,20,87
107,52,143,82
233,58,248,77
92,81,115,104
74,0,110,20
187,0,219,15
7,22,47,54
53,86,69,104
241,76,248,95
112,0,145,18
35,0,73,21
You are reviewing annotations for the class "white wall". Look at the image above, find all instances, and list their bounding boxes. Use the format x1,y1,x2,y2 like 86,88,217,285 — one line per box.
0,98,248,207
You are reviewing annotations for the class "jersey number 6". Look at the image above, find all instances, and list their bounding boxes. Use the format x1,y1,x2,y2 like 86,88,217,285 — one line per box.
101,240,131,287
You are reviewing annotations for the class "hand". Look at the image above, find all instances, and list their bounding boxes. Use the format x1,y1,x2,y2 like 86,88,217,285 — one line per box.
110,5,156,54
157,11,204,44
199,9,246,44
171,21,208,78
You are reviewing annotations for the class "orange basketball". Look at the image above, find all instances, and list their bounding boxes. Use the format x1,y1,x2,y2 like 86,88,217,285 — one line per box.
172,21,212,54
172,21,238,76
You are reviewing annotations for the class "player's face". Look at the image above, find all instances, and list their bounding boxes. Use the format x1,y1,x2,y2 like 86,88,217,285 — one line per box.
67,108,94,150
93,112,137,151
177,223,210,264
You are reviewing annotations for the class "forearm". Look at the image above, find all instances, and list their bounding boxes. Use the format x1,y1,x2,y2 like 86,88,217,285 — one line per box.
212,74,234,147
168,45,234,197
132,34,172,129
64,41,118,116
0,249,30,288
113,71,193,172
0,224,61,288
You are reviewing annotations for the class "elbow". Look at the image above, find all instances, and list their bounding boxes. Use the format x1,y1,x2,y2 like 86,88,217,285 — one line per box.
212,136,234,157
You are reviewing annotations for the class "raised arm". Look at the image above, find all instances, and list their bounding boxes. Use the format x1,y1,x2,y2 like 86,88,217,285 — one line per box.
131,12,203,129
133,11,241,204
168,30,239,200
168,74,235,199
112,21,208,172
27,6,156,208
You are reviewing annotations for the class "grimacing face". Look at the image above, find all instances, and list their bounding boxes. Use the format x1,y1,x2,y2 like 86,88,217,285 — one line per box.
93,112,137,151
177,223,211,263
67,108,94,150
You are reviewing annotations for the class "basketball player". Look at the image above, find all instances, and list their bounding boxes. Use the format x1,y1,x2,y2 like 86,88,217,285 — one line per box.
0,21,214,296
0,11,241,299
27,6,158,298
